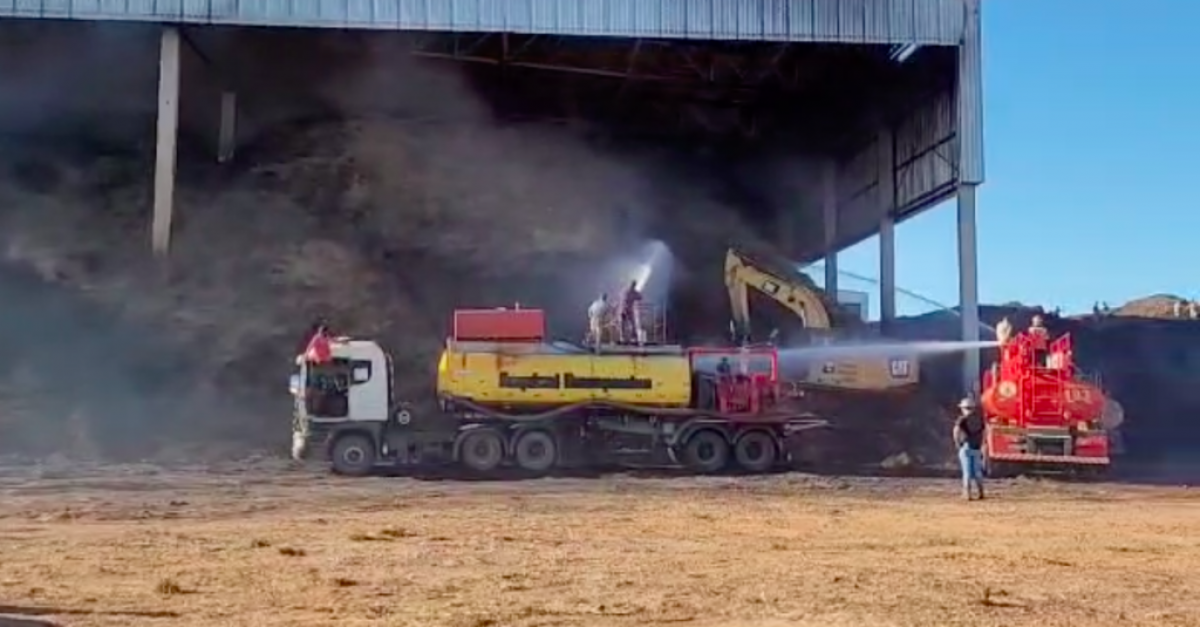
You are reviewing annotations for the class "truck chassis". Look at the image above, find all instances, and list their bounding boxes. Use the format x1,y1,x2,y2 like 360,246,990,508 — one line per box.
296,406,827,477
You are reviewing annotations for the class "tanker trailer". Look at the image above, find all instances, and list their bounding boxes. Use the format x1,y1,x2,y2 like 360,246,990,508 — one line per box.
980,318,1112,477
290,306,828,477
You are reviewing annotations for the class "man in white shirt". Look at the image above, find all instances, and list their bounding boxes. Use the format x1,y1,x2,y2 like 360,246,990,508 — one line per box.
587,294,609,348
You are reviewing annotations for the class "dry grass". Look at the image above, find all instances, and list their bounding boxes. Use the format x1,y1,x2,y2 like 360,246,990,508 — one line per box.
1,466,1198,627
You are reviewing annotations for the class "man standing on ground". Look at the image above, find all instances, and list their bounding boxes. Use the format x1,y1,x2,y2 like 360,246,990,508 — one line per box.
953,396,987,501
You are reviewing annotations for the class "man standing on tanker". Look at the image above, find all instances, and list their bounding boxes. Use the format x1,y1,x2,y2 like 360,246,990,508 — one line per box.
620,280,643,345
587,293,609,349
954,396,987,501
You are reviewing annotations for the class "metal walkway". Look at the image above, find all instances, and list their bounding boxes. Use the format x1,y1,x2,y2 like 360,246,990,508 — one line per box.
0,0,965,44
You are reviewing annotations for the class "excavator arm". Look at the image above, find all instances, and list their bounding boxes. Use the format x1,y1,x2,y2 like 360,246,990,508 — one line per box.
725,248,832,343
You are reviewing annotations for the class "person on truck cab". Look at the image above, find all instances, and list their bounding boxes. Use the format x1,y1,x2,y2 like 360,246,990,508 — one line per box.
953,396,987,501
304,323,333,364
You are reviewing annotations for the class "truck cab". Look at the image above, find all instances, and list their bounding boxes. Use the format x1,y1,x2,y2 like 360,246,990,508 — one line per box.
290,338,396,466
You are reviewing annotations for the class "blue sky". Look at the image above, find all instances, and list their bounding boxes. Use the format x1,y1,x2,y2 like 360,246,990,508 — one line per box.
804,0,1200,319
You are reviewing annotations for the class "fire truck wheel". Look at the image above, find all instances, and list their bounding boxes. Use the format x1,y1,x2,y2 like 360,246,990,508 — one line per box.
734,430,777,473
682,429,730,474
459,428,505,473
330,433,376,477
513,430,558,474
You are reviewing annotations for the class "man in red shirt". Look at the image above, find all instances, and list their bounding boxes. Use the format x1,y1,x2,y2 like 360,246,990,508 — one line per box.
303,323,333,364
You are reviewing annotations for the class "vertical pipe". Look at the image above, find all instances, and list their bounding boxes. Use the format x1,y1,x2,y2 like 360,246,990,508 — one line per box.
218,91,237,164
877,128,897,330
822,160,838,295
151,26,181,256
958,184,981,395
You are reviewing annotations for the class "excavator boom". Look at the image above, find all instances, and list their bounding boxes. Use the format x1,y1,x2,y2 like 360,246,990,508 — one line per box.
725,248,832,339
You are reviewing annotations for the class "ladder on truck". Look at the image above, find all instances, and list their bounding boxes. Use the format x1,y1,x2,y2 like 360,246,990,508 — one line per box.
1019,335,1070,425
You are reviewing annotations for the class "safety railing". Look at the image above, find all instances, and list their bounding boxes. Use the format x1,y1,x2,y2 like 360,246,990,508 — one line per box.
588,302,668,347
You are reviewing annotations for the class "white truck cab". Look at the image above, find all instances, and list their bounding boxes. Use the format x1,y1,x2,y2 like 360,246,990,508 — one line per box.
290,338,394,465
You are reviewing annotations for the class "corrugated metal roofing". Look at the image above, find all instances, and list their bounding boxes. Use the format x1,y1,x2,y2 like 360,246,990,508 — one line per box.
0,0,965,45
957,0,984,184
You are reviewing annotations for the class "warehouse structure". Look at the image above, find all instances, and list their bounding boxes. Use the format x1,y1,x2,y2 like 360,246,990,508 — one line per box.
0,0,984,390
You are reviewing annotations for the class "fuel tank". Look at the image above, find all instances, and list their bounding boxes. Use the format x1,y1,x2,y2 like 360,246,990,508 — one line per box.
980,323,1110,426
981,376,1107,423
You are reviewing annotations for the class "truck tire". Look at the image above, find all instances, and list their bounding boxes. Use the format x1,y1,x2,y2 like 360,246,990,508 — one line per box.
681,429,730,474
734,430,777,473
330,433,376,477
459,429,505,473
513,430,557,474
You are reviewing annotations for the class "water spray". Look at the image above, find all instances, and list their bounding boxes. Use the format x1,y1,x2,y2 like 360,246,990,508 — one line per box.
803,262,999,336
631,240,670,292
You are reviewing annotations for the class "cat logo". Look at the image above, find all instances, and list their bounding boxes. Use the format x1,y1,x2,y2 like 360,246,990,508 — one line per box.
888,358,911,379
821,362,837,374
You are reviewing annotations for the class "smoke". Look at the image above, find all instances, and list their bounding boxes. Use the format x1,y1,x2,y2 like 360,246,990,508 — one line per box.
0,24,839,462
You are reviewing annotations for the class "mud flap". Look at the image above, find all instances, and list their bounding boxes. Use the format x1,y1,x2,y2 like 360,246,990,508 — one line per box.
291,416,310,461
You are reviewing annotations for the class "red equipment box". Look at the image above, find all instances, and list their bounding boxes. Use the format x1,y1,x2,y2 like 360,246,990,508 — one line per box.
453,308,546,342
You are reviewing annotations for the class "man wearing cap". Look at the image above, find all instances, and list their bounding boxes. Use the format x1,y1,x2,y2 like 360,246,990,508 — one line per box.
953,396,987,500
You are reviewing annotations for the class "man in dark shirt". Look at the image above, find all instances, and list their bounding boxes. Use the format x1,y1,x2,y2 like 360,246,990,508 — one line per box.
953,396,987,500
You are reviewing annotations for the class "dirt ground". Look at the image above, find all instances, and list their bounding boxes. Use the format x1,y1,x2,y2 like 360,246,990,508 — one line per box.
0,461,1198,627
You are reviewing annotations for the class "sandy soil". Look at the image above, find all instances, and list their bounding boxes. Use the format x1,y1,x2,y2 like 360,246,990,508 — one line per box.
1,461,1198,627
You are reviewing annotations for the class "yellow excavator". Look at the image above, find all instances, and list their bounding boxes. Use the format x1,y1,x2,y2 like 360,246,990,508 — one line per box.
724,247,919,391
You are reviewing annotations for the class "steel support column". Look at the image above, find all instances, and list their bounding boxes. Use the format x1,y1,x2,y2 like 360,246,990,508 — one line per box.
822,160,838,295
957,184,980,394
878,217,896,328
151,26,181,256
217,91,237,163
877,128,897,330
958,0,985,395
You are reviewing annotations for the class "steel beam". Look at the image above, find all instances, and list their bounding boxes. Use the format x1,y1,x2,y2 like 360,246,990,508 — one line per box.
958,0,984,395
151,26,181,256
822,160,838,295
957,184,980,395
877,127,897,330
217,91,237,163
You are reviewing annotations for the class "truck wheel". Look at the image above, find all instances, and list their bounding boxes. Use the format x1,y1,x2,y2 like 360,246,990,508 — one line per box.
514,430,557,474
330,433,376,477
734,430,777,473
681,429,730,474
459,429,504,473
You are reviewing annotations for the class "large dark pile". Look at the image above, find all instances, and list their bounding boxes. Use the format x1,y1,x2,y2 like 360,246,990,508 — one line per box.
0,106,796,460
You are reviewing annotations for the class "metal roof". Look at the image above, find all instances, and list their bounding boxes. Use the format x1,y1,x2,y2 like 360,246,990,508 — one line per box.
0,0,966,44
